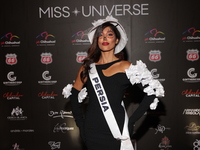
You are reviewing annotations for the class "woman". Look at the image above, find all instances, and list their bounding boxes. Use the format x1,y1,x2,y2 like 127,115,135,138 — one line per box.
63,16,164,150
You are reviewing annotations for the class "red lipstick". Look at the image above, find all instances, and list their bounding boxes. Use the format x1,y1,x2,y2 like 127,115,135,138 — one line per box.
102,42,109,46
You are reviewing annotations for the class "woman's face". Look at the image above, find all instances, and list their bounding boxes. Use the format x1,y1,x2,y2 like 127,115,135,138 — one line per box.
98,26,119,52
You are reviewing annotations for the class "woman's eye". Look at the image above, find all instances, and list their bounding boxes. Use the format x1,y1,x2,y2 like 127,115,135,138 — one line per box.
108,34,113,36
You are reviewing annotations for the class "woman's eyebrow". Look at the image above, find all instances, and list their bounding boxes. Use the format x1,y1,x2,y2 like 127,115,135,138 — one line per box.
105,30,114,34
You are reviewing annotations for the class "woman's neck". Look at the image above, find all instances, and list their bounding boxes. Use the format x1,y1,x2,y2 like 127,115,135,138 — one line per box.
97,51,119,64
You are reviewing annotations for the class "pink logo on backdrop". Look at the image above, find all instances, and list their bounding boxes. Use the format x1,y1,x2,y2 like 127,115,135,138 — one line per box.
183,27,200,36
36,31,55,40
1,33,19,41
145,29,164,37
144,28,165,43
182,27,200,42
12,143,23,150
36,31,56,46
72,30,90,45
1,33,20,47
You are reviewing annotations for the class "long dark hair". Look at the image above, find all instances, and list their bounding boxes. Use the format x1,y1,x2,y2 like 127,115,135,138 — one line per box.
80,22,121,83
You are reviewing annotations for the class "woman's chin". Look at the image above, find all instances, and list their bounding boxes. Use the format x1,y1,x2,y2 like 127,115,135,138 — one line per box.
100,48,114,53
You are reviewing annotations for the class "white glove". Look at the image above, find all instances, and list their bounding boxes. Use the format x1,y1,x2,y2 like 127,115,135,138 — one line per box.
150,98,159,110
78,87,87,103
62,84,73,98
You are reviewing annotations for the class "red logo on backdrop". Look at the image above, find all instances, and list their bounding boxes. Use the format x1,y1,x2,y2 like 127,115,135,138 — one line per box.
3,92,23,100
41,52,52,64
161,136,170,146
186,49,199,61
182,89,200,97
158,136,172,149
5,54,17,65
76,52,87,63
38,91,58,99
149,50,161,62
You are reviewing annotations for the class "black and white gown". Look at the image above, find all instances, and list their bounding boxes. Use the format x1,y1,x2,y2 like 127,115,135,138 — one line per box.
80,59,164,150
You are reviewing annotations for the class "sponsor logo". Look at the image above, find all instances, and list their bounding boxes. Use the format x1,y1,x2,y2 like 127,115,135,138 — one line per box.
10,129,34,133
3,92,23,100
186,49,199,61
193,139,200,150
72,30,90,45
185,122,200,134
158,136,172,149
36,31,56,46
5,54,17,65
1,33,20,47
149,50,161,62
182,27,200,42
38,91,58,99
182,89,200,97
3,71,22,86
151,68,165,82
48,141,61,150
38,70,57,85
150,124,170,134
183,109,200,116
39,4,149,18
53,123,74,133
41,52,53,64
182,68,200,83
76,52,87,63
48,110,73,119
7,106,27,121
144,28,166,43
11,143,24,150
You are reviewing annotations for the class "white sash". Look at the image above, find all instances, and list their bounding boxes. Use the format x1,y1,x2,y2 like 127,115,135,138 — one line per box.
89,63,134,150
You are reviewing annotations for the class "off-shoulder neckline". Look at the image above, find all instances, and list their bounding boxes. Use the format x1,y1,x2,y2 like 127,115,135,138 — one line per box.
95,59,122,66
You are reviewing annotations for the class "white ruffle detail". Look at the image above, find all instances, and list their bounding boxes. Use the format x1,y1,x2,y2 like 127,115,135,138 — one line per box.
150,98,159,110
125,60,151,85
62,84,73,98
125,60,165,109
78,87,88,103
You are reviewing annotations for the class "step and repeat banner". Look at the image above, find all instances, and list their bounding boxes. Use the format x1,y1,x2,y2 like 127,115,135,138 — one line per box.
0,0,200,150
